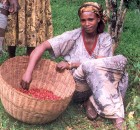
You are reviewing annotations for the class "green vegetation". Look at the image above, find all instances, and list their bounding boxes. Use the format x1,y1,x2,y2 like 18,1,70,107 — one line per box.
0,0,140,129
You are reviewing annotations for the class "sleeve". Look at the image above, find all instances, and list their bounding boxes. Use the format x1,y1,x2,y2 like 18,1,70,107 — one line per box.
48,28,81,58
73,64,85,81
98,33,113,57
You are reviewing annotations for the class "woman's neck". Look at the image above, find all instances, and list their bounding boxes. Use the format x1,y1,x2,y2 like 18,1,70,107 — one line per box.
82,30,99,56
83,31,98,39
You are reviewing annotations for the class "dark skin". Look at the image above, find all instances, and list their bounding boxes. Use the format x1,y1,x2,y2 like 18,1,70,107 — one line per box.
57,12,101,72
8,0,20,14
0,0,19,37
56,61,81,73
21,11,102,90
0,0,20,55
80,12,100,55
20,9,124,129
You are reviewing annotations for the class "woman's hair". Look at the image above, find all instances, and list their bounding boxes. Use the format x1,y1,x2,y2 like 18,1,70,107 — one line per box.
97,20,105,33
78,2,108,33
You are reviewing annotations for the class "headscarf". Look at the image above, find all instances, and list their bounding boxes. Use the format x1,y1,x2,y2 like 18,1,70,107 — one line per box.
78,2,108,24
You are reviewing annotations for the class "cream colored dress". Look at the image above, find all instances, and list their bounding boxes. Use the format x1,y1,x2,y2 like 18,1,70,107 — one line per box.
48,28,128,119
73,55,128,119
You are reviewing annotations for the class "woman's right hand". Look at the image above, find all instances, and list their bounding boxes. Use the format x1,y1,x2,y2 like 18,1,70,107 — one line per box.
20,72,32,90
20,41,52,90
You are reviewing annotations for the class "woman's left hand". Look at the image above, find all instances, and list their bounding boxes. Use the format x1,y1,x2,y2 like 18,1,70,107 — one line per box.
8,0,20,14
56,61,70,72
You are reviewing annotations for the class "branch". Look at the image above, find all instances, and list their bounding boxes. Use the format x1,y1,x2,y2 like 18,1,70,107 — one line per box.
114,0,124,38
117,8,127,41
105,0,111,34
115,0,127,43
106,0,127,54
110,0,117,38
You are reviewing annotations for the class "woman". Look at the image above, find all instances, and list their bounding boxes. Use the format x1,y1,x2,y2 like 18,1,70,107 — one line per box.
0,0,19,55
4,0,53,57
21,2,128,130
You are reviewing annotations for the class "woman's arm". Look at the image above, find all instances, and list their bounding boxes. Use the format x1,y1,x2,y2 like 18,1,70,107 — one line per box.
8,0,20,14
69,62,81,69
21,29,80,89
21,41,52,89
56,61,81,72
8,0,20,13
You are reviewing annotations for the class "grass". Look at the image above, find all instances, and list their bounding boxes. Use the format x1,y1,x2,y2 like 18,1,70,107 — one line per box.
0,0,140,129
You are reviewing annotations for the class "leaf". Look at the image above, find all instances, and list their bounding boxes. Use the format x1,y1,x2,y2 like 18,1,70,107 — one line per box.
128,111,135,119
66,126,73,130
134,75,140,83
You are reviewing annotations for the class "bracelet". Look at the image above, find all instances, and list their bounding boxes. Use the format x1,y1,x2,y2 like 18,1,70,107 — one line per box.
68,61,72,70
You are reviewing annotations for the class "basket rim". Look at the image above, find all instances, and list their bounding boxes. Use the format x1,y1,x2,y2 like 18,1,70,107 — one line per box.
0,56,75,102
0,73,71,102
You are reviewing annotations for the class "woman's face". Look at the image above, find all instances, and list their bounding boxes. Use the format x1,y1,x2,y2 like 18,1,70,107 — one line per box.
80,12,100,34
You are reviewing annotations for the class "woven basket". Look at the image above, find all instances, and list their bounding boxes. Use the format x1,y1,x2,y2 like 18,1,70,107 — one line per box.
0,56,75,124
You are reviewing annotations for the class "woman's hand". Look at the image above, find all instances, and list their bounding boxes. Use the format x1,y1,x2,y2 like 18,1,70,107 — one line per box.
56,61,70,72
8,0,20,14
20,72,32,90
20,41,52,89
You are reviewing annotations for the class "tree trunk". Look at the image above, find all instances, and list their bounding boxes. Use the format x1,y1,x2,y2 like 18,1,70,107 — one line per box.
105,0,127,54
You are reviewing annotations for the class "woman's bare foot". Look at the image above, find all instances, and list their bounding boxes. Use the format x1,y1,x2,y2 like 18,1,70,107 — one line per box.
113,118,125,130
84,99,98,120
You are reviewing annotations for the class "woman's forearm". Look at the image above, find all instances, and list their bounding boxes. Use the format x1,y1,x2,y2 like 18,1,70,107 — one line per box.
25,41,51,76
69,62,81,69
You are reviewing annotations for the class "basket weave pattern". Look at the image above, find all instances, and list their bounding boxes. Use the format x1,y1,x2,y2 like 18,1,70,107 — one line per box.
0,56,75,124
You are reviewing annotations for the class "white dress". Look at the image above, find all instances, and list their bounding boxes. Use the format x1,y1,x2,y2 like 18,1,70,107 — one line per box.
48,28,128,119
